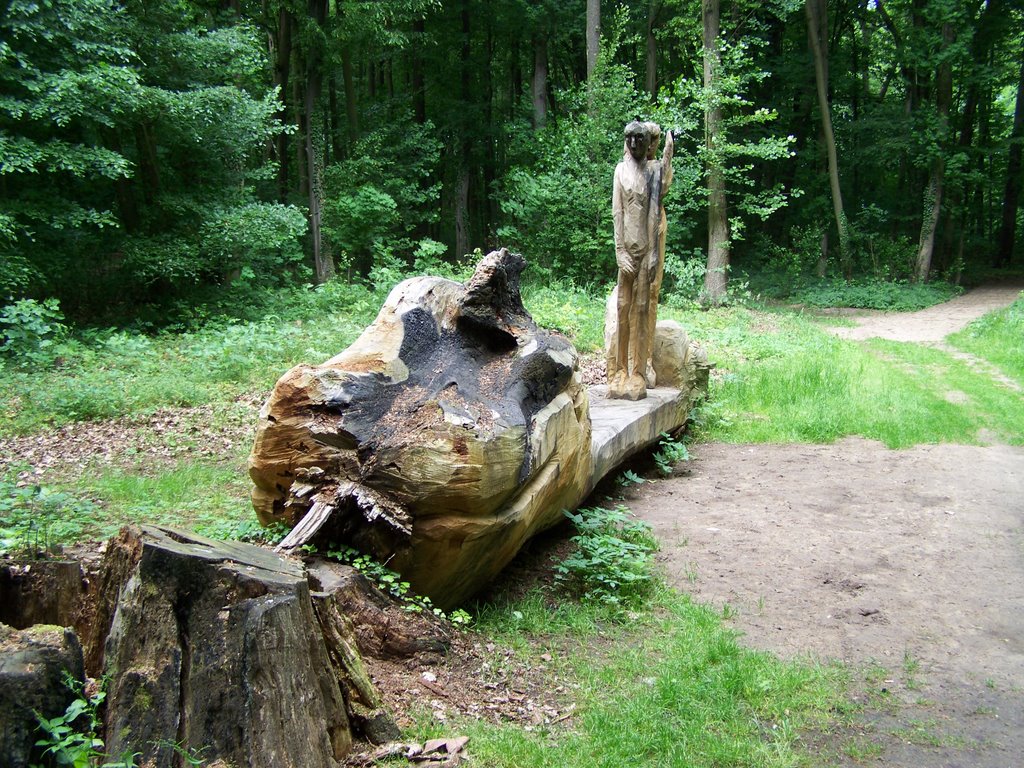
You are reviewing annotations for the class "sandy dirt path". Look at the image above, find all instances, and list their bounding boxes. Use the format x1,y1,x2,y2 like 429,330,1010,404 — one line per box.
632,284,1024,767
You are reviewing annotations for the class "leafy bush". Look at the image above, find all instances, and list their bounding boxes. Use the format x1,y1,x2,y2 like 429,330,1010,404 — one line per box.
793,278,961,311
0,478,100,556
554,505,658,610
653,432,690,476
0,298,67,366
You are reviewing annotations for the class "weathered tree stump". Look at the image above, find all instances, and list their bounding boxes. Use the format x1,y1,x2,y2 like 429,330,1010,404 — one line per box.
91,525,396,767
249,249,593,609
0,623,85,768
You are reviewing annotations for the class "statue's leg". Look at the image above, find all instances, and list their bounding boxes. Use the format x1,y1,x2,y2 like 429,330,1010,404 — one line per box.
646,240,666,385
615,269,634,378
631,258,652,381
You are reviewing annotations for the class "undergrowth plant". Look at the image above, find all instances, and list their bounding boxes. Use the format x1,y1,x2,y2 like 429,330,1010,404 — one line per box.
32,674,136,768
554,505,658,610
326,545,472,626
0,479,101,557
653,431,690,475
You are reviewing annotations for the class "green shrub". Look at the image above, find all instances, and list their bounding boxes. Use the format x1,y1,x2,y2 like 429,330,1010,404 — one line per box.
793,278,961,311
0,298,67,367
554,505,658,610
0,478,100,556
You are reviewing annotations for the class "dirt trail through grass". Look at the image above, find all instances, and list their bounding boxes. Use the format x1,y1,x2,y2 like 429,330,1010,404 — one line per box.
633,284,1024,766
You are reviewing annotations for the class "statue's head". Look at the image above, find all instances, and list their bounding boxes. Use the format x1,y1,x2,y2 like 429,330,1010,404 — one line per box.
644,122,662,160
624,121,651,163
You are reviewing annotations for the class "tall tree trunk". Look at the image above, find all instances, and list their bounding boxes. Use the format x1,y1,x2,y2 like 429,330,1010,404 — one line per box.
914,22,954,282
702,0,729,305
455,0,472,259
341,47,358,143
412,18,426,124
531,34,548,129
646,1,663,97
273,9,293,203
586,0,600,80
806,0,850,275
327,75,342,161
996,49,1024,267
305,0,333,283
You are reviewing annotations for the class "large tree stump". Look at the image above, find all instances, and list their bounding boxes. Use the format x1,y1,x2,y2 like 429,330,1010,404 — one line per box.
94,526,370,768
249,249,593,608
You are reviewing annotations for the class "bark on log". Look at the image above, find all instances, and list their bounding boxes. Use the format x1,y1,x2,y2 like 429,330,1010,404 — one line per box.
306,558,452,660
95,526,358,768
250,249,592,609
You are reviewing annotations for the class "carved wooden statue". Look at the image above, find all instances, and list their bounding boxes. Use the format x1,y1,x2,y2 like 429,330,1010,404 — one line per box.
607,120,673,400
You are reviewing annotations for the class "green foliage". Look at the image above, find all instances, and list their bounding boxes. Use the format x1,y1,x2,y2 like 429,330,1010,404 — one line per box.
326,545,472,625
1,0,303,318
322,114,442,271
497,14,651,284
32,673,135,768
653,432,690,476
0,478,101,557
0,298,68,366
792,278,962,311
554,505,658,610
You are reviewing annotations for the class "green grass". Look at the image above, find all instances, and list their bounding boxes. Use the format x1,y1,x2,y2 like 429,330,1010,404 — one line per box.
948,293,1024,387
0,281,382,435
1,461,255,556
424,589,851,768
653,305,1021,448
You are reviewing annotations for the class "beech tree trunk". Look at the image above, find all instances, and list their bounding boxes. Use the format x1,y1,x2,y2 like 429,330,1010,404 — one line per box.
806,0,850,275
532,34,548,129
702,0,729,305
586,0,600,80
646,1,662,97
915,22,954,282
273,9,292,203
997,47,1024,267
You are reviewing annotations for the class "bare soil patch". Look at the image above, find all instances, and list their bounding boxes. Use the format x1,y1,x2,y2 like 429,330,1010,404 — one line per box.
627,284,1024,766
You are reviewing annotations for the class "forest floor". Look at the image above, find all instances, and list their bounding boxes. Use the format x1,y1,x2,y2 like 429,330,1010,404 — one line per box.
3,283,1022,767
629,283,1024,767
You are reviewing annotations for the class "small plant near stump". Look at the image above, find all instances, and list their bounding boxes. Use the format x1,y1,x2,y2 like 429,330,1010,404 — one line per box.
554,505,658,611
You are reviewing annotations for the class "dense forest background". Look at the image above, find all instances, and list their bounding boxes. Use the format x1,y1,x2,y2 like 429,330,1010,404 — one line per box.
2,0,1022,331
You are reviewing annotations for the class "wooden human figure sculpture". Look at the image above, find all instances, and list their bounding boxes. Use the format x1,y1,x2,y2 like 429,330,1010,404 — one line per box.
644,122,674,386
608,120,673,400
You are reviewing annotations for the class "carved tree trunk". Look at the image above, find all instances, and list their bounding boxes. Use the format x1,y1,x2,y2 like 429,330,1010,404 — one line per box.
249,249,592,609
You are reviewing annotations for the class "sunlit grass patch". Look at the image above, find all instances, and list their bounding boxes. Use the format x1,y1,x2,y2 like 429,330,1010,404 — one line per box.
433,589,850,768
948,293,1024,387
66,461,253,537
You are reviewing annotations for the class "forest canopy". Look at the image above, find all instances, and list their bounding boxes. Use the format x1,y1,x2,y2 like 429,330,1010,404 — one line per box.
1,0,1021,325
